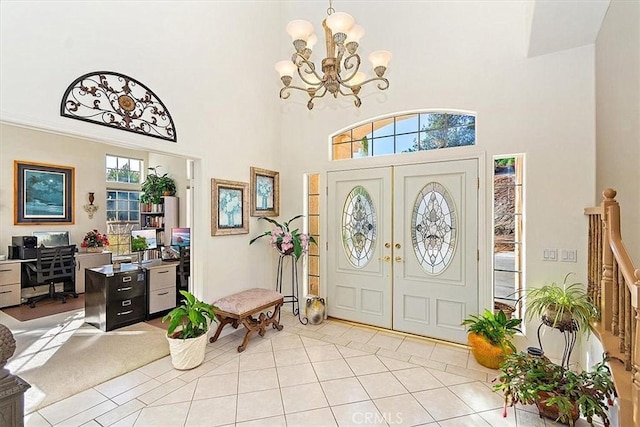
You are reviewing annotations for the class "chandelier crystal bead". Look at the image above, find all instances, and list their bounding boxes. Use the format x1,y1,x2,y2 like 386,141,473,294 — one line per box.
276,1,390,110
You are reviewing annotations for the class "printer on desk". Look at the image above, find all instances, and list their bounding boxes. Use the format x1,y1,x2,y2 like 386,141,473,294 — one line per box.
9,236,38,260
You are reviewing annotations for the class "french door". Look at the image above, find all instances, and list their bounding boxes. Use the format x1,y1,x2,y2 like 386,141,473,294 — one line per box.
326,159,478,343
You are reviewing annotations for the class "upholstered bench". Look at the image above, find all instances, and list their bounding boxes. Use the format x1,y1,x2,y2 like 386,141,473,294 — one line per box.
210,288,284,352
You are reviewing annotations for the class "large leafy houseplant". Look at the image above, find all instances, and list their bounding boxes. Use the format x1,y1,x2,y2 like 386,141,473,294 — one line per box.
462,309,522,368
141,165,177,205
162,290,218,370
163,290,217,339
494,351,616,426
249,215,317,260
525,273,598,336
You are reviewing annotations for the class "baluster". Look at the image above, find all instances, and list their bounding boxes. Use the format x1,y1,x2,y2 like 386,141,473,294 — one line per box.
600,189,616,332
613,258,620,335
624,275,632,369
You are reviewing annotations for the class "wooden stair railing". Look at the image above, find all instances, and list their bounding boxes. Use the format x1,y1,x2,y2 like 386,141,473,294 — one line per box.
585,188,639,427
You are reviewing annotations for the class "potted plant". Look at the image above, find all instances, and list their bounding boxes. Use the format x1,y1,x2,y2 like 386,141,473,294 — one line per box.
249,215,317,260
494,351,616,426
462,309,522,369
80,229,110,252
141,165,177,206
162,290,217,370
525,273,598,335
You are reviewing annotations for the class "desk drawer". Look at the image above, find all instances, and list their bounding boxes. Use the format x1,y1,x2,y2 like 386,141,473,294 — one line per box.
0,283,21,308
0,263,20,284
106,272,146,300
148,266,176,291
107,295,145,328
149,287,176,314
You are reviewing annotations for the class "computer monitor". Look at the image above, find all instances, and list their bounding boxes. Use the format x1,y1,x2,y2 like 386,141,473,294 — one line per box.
170,228,190,248
33,231,70,247
130,229,158,263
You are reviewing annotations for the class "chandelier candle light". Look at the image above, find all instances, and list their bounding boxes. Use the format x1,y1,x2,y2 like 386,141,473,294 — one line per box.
275,0,391,110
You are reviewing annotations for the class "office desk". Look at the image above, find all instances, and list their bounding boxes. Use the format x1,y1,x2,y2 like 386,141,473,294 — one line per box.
0,251,112,307
0,260,22,308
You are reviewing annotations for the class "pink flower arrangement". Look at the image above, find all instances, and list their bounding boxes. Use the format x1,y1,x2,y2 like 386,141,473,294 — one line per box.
250,215,316,260
81,229,109,248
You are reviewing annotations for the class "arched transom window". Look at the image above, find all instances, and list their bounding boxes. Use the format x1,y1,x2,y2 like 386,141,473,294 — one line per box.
332,112,475,160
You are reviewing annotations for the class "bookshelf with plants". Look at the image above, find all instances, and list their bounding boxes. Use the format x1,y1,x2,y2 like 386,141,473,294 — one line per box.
139,196,179,259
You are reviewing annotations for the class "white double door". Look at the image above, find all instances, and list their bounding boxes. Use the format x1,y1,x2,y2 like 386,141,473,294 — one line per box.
327,159,478,343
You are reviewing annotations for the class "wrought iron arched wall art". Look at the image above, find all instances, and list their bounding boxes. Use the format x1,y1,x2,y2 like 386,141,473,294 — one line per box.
60,71,177,142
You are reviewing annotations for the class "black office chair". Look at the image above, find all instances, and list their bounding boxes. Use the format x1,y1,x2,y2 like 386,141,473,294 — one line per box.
176,246,190,303
25,245,78,308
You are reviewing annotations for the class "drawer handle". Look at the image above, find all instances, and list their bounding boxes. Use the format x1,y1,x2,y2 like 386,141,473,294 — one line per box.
158,270,169,274
117,310,133,316
122,299,132,306
0,269,12,272
158,291,169,296
0,290,12,295
117,286,133,292
122,276,132,283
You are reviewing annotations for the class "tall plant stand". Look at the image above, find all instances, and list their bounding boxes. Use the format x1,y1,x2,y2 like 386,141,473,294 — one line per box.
275,253,308,325
536,315,578,370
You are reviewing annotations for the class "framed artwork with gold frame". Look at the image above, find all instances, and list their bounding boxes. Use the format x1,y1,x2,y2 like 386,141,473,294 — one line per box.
211,178,249,236
250,167,279,217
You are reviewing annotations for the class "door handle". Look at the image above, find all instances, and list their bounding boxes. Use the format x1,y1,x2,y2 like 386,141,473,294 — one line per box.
395,256,403,262
395,243,401,249
378,256,391,262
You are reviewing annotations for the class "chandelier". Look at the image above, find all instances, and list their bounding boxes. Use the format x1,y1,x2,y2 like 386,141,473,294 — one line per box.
275,1,392,110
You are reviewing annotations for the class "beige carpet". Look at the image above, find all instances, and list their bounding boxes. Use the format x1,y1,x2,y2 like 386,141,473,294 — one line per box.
19,321,169,413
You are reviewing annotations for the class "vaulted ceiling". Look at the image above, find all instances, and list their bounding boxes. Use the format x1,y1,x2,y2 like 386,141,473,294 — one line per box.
526,0,610,57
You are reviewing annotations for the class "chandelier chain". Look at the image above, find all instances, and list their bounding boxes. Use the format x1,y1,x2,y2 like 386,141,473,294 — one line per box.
327,0,335,15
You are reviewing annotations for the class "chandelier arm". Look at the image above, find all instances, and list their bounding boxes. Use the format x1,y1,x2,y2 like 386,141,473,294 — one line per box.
279,84,313,100
344,76,390,91
295,59,325,87
342,53,361,73
336,55,362,84
336,87,362,107
307,85,329,110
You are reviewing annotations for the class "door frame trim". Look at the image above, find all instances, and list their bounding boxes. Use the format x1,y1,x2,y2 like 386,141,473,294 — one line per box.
320,151,491,318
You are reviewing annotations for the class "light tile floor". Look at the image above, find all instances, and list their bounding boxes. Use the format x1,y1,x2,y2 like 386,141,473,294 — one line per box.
23,312,601,427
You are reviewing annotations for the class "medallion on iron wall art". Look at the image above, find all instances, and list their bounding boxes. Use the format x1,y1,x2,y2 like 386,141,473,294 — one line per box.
60,71,177,142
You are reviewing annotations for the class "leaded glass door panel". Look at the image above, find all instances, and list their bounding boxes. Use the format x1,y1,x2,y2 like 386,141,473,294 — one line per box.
392,160,478,343
327,167,392,328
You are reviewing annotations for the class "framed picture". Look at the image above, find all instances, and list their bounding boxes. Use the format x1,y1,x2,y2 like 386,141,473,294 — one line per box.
211,178,249,236
250,167,279,217
14,161,75,225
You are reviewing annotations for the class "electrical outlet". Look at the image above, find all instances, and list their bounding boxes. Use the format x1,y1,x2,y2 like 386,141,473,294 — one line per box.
543,248,558,261
561,249,577,262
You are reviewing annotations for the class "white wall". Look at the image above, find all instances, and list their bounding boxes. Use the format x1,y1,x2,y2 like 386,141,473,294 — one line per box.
1,1,602,358
0,1,283,305
595,0,640,262
0,124,149,245
278,1,596,356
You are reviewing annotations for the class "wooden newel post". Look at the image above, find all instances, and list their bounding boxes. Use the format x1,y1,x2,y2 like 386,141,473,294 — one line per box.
600,188,616,332
633,269,640,425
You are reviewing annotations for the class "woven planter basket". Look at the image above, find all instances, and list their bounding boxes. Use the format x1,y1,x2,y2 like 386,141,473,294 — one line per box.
493,301,516,318
468,332,512,369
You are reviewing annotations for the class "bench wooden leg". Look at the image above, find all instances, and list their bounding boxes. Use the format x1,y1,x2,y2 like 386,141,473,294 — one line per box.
210,314,239,344
236,304,284,352
266,302,284,332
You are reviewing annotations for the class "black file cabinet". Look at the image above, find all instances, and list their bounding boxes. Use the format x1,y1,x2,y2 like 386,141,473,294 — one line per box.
85,264,147,332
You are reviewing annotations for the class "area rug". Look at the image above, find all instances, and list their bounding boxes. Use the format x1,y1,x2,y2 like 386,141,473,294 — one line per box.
1,295,85,321
17,320,169,413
